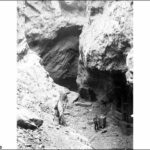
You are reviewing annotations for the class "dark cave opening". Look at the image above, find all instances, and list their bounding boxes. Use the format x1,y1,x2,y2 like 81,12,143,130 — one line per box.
80,68,133,122
55,77,78,92
78,86,97,102
79,87,90,100
88,88,97,101
81,68,133,136
111,71,133,122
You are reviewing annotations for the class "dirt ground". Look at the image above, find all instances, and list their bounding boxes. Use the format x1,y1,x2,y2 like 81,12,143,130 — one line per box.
65,99,133,149
17,97,133,149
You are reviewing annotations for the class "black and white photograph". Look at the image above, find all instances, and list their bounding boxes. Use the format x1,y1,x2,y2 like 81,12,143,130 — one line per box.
17,0,133,149
1,0,150,149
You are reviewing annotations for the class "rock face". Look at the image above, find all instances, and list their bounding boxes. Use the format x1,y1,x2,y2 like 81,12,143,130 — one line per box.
79,1,133,71
17,2,91,146
17,0,133,120
18,0,87,87
17,43,92,149
17,1,133,149
77,1,133,115
126,48,133,85
67,91,79,106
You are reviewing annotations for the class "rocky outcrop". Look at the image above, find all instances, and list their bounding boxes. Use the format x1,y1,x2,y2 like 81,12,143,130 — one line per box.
18,0,133,104
17,41,93,148
17,1,25,44
41,35,80,81
79,1,133,71
17,108,43,130
126,48,133,85
67,91,79,106
17,1,88,84
17,39,29,62
77,1,133,116
78,1,133,73
17,1,27,61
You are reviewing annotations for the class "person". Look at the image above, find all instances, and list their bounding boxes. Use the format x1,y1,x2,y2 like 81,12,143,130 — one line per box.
93,115,99,132
97,117,101,129
99,115,106,129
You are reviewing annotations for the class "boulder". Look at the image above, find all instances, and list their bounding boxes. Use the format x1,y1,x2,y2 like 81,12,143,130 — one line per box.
79,1,133,72
67,91,79,106
17,108,43,130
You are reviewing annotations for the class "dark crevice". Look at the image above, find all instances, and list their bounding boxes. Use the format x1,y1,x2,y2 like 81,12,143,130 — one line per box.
38,28,81,90
111,71,133,122
80,67,133,123
40,26,82,58
79,87,89,100
88,88,97,101
55,77,78,92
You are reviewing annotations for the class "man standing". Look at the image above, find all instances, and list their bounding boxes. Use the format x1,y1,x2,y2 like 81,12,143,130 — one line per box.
93,115,99,132
99,115,106,129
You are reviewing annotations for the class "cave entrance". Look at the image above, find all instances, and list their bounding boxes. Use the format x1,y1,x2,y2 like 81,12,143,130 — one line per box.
88,88,97,101
55,77,78,92
79,87,97,101
111,71,133,122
